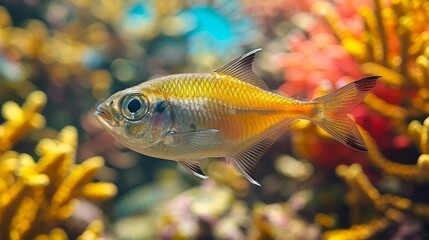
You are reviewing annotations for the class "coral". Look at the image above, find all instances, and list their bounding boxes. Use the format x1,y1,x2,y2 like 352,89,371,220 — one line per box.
0,5,114,100
250,202,320,239
0,92,116,240
276,0,424,138
313,0,427,119
0,91,46,152
76,220,105,240
251,0,429,238
206,160,251,196
277,24,364,99
360,124,429,182
159,183,240,239
4,0,429,239
314,0,428,87
272,0,429,169
316,120,429,238
114,181,250,240
322,163,429,240
322,215,396,240
34,220,105,240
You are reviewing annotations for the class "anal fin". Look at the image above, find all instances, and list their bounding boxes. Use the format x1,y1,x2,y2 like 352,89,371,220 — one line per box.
226,138,271,186
178,160,209,179
227,120,299,186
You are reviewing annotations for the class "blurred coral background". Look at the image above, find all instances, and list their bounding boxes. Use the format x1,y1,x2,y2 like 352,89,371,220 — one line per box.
1,0,429,239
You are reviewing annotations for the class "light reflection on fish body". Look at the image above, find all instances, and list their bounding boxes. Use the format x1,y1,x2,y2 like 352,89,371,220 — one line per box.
95,49,378,185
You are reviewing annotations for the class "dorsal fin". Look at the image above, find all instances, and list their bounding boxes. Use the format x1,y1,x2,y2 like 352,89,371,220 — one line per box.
214,48,269,90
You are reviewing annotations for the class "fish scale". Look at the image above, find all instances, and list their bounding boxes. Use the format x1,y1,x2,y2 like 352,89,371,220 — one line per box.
156,74,290,143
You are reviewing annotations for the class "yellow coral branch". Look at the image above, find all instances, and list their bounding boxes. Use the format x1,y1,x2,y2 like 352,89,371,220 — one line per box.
333,163,429,239
408,119,423,145
322,216,393,240
50,156,105,211
379,194,429,220
320,0,429,90
34,228,69,240
0,93,116,239
364,93,408,119
0,151,19,186
0,91,46,153
360,63,405,86
359,6,385,63
329,164,404,239
0,182,25,237
80,182,118,201
358,126,429,182
9,188,45,240
77,220,104,240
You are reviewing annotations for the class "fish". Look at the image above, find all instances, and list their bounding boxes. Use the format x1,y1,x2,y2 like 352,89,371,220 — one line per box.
94,49,378,186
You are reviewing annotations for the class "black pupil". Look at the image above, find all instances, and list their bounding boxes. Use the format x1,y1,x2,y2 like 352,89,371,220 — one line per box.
127,98,141,113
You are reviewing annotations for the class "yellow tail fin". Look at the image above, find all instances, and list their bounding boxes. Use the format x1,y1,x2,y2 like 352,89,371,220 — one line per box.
312,76,379,151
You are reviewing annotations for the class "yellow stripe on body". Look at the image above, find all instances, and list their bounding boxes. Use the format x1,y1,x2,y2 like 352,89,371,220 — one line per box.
151,73,314,145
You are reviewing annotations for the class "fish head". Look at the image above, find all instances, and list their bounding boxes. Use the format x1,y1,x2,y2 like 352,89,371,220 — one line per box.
94,86,172,151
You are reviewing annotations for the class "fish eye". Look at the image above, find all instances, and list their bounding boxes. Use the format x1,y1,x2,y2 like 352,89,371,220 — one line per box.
127,99,141,113
120,93,148,121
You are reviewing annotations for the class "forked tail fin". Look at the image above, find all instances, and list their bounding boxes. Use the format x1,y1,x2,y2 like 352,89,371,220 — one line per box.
312,76,379,151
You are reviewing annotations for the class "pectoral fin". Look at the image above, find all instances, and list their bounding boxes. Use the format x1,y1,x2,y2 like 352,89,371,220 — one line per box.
178,160,209,179
164,129,219,153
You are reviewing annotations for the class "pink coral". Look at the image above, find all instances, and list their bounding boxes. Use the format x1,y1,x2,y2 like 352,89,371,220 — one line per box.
269,0,416,170
278,27,363,99
277,0,372,99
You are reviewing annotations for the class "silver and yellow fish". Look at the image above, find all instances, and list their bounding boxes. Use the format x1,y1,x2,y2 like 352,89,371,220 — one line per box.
94,49,378,185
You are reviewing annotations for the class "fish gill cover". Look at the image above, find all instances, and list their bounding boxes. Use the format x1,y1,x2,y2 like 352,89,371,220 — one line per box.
0,0,429,239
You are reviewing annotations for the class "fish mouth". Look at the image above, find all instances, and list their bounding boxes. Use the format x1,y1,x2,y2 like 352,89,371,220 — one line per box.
94,106,117,127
